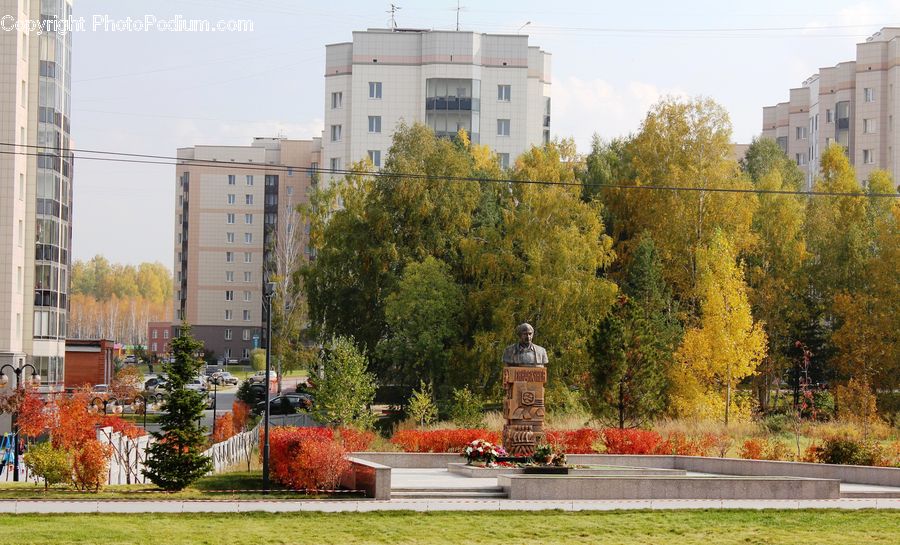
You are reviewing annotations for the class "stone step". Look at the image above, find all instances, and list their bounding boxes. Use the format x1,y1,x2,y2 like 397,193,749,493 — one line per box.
841,491,900,498
391,490,508,499
392,487,505,493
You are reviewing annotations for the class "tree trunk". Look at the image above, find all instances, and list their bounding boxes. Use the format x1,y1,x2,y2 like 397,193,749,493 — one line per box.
618,382,625,429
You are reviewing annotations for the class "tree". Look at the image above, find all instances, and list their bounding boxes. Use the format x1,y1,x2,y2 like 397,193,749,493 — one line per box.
376,256,464,391
250,348,266,372
449,386,484,428
670,232,768,424
143,324,212,491
587,236,680,427
406,381,438,427
23,441,72,491
313,336,377,429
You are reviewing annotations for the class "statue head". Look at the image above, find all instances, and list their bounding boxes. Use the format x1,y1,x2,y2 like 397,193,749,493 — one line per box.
516,323,534,346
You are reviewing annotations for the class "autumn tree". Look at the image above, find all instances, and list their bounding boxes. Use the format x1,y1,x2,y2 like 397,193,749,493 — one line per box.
313,336,377,429
670,232,768,424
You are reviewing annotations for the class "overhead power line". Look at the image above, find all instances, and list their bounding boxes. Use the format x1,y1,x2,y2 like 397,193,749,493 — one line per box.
1,143,898,199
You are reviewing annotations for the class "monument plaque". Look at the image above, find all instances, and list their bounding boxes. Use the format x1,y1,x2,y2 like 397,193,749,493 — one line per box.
501,323,548,457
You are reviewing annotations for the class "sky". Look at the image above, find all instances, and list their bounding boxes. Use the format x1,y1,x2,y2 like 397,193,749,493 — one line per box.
66,0,900,267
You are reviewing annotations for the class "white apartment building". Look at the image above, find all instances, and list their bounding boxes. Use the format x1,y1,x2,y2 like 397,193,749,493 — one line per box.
762,28,900,189
323,28,551,179
0,0,73,396
173,138,320,360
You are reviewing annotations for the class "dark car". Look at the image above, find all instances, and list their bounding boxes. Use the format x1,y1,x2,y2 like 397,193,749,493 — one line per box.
144,377,168,391
254,394,313,416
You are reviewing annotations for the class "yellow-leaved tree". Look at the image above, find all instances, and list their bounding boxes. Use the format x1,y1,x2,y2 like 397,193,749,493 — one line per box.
670,232,768,424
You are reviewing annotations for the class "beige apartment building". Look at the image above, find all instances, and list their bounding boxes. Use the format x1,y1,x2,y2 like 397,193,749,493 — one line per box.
762,28,900,189
173,138,320,360
0,0,73,397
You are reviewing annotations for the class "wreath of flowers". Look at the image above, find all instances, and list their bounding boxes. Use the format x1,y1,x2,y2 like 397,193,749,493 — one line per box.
463,439,507,466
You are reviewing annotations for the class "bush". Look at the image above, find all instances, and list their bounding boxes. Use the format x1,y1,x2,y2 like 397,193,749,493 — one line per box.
266,427,372,489
449,387,484,428
739,437,792,461
655,431,718,456
600,428,662,454
807,437,886,466
212,414,235,443
545,428,601,454
761,413,793,435
72,439,113,491
813,390,835,420
23,442,72,490
390,429,500,453
406,381,438,428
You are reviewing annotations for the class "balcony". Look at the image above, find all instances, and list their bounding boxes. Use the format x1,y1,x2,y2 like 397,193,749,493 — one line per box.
426,97,479,112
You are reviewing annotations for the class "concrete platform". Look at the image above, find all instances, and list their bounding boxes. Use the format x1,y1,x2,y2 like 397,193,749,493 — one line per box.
448,462,686,478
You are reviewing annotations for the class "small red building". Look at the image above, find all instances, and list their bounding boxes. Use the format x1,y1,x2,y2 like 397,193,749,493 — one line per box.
65,339,116,388
147,321,172,357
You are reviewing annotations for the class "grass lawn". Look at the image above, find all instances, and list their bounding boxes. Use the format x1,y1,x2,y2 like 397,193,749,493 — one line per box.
0,472,351,501
0,510,895,545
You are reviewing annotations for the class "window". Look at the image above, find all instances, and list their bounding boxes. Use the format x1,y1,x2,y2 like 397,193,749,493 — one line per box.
368,150,381,167
226,271,234,282
152,330,158,339
243,329,251,341
863,118,877,134
498,84,511,101
243,290,251,302
226,232,234,244
18,220,23,247
244,232,252,244
163,330,168,339
225,329,232,340
245,213,253,224
246,175,254,186
244,271,252,283
226,251,234,263
245,194,253,205
244,252,252,263
243,310,251,321
152,342,157,352
825,137,833,147
499,153,510,169
225,290,234,301
369,81,382,99
330,157,341,171
330,124,342,142
368,116,382,133
497,119,510,136
225,309,233,320
864,87,876,102
227,194,235,204
226,213,235,224
331,91,343,109
795,126,807,140
863,149,875,164
19,174,23,201
21,80,25,107
795,153,806,166
826,109,833,123
228,175,236,185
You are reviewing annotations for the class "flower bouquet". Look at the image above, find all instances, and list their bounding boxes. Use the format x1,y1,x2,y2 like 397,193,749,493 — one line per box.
463,439,508,466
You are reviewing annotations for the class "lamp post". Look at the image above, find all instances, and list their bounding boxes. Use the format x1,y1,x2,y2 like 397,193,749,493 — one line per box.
210,381,218,439
262,280,275,493
90,396,122,416
0,359,40,482
132,394,162,430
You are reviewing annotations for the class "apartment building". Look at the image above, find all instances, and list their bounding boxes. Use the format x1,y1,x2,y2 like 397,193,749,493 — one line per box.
323,28,551,181
0,0,73,396
762,28,900,189
173,138,321,360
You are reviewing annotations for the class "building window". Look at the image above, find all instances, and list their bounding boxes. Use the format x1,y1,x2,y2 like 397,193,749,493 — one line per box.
245,213,253,224
228,194,236,204
826,109,833,123
497,119,510,136
226,251,234,263
331,91,343,109
863,118,877,134
228,175,236,185
244,232,252,244
243,310,251,321
226,232,235,243
226,271,234,282
225,310,233,320
245,194,253,205
795,126,807,140
163,330,168,339
152,330,158,339
309,162,318,177
368,150,381,167
244,252,252,263
152,342,157,351
330,157,341,171
369,81,382,99
225,329,232,340
225,290,234,301
243,329,251,341
227,213,235,224
330,124,342,142
795,153,806,166
499,153,510,169
242,348,250,358
246,175,254,186
244,271,252,283
368,116,382,133
243,290,251,302
498,84,511,101
864,87,876,102
863,149,875,164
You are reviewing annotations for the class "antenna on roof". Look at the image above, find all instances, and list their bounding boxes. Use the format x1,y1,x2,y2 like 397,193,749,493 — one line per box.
456,0,466,31
388,3,402,31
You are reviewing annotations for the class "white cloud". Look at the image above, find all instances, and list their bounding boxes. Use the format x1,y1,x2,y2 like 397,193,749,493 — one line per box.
552,76,689,151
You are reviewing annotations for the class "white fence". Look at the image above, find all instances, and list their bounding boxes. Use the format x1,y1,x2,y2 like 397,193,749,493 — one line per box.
97,426,153,486
203,426,259,474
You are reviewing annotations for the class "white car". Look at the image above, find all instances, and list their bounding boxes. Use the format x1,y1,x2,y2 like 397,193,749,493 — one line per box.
248,370,277,384
185,377,208,392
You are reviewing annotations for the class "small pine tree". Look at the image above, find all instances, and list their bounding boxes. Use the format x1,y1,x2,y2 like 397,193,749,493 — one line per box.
450,387,484,428
143,324,212,491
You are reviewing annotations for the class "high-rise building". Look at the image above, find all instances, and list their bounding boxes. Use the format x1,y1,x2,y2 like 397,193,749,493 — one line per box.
173,138,320,361
323,28,551,181
762,28,900,189
0,0,73,394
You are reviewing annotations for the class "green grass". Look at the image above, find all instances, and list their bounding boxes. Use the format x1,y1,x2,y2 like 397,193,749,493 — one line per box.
0,510,895,544
0,471,351,501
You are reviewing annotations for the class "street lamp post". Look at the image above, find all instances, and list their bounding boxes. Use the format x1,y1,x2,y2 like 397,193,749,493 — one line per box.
0,359,40,482
90,396,122,416
210,381,218,438
262,280,275,493
132,394,161,430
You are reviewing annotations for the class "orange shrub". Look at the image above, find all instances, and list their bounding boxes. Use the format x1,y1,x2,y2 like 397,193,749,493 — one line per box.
99,415,145,439
232,401,250,432
212,414,235,443
739,437,792,461
72,439,113,491
655,431,718,456
265,427,365,489
600,428,662,454
335,428,375,452
545,428,601,453
390,429,500,453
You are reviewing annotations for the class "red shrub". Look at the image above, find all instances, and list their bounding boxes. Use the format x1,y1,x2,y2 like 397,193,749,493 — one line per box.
545,428,601,453
390,429,500,453
739,438,765,460
265,427,366,489
231,401,250,432
99,415,145,439
212,414,235,443
72,439,113,491
336,428,375,452
655,432,718,456
601,428,662,454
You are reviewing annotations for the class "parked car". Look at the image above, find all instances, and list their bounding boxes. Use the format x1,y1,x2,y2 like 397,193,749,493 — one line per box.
248,370,278,384
210,371,238,386
91,384,109,394
185,377,208,393
144,377,169,392
254,393,313,416
123,355,136,364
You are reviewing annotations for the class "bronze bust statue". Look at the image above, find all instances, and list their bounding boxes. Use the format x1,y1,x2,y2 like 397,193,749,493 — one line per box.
502,323,548,367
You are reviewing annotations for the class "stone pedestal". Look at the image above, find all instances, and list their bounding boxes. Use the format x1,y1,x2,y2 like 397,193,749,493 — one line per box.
501,366,547,457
